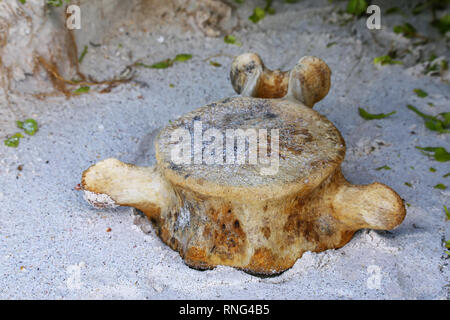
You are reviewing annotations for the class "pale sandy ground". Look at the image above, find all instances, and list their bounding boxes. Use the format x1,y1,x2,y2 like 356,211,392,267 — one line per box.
0,0,448,299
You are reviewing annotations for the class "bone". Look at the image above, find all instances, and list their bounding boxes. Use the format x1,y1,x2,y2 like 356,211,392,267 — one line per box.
81,158,176,220
331,181,406,230
230,53,331,107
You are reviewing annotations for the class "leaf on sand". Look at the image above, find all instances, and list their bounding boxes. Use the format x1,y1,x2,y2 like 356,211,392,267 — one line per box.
413,88,428,98
135,54,192,69
224,35,242,46
385,7,406,16
47,0,69,7
248,1,275,23
431,14,450,35
209,61,222,67
434,183,447,190
393,23,418,38
416,146,450,162
358,107,396,120
173,54,192,62
407,105,450,133
17,119,38,136
4,133,24,148
249,7,265,23
264,0,275,15
148,59,173,69
79,45,88,63
346,0,368,17
73,86,90,94
373,55,403,65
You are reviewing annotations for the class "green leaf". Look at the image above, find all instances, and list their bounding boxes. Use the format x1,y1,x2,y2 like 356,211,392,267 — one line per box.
234,0,244,3
151,59,173,69
224,35,242,46
264,0,275,15
429,167,437,172
173,54,192,62
266,7,276,15
4,133,24,148
443,172,450,178
385,7,406,16
358,107,396,120
78,45,88,64
346,0,368,17
404,182,413,187
248,1,276,23
412,2,430,15
428,54,438,62
431,14,450,35
407,105,450,133
73,86,90,94
413,88,428,98
249,7,266,23
47,0,67,7
373,55,403,65
444,205,450,220
17,119,38,136
407,104,433,120
136,59,173,69
416,146,450,162
326,42,337,48
135,54,192,70
423,55,448,75
19,0,26,4
375,165,391,171
434,183,447,190
393,23,417,38
209,61,222,67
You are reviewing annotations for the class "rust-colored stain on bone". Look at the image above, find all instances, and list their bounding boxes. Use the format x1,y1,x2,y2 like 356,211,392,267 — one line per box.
207,205,247,261
255,70,289,99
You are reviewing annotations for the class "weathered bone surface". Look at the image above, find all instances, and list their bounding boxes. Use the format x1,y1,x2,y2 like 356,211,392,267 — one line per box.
81,53,406,275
